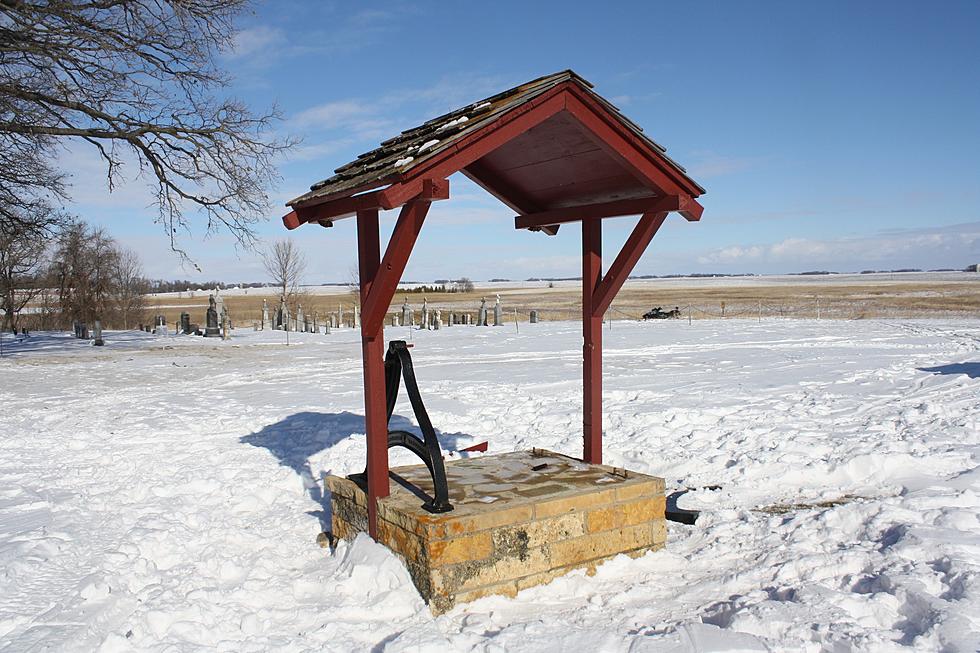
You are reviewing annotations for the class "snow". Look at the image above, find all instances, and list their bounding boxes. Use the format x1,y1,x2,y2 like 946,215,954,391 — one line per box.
437,116,469,131
418,139,440,152
394,156,414,167
1,319,978,651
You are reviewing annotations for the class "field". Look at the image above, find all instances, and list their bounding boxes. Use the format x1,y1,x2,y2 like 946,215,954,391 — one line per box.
1,318,978,651
145,271,980,327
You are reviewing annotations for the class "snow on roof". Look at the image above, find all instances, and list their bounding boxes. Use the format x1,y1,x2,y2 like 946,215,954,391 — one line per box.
286,70,701,208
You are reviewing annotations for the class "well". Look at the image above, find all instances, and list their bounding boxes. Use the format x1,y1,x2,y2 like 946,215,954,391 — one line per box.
327,449,666,613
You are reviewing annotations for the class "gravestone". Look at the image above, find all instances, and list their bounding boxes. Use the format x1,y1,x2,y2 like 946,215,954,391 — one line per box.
204,294,220,337
421,297,428,328
530,310,539,324
277,297,288,330
180,312,191,334
155,314,168,336
391,314,399,327
221,306,230,340
353,304,359,328
401,299,411,326
93,320,104,346
434,309,442,330
493,294,502,326
478,297,487,326
296,304,305,331
261,299,269,330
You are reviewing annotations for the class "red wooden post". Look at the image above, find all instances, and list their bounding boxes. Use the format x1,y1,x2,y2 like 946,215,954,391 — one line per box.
356,208,389,538
582,217,602,464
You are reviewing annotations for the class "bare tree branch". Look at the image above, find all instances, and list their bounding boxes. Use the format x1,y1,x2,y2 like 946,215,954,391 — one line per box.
0,0,295,251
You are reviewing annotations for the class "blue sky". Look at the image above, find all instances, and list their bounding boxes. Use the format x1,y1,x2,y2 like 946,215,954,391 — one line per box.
68,1,980,282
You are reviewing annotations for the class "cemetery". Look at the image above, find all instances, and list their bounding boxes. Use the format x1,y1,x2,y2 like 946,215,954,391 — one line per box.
2,2,979,650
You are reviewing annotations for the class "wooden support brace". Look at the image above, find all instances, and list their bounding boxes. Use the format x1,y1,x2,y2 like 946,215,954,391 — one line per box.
360,197,437,336
592,211,669,316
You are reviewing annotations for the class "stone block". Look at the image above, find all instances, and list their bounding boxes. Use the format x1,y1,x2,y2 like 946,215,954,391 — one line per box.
585,495,666,533
325,449,666,614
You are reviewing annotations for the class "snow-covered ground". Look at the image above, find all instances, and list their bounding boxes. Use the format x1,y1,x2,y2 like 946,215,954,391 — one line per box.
1,319,978,652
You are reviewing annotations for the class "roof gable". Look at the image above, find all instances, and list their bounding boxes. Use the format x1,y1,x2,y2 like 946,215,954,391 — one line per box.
287,70,704,210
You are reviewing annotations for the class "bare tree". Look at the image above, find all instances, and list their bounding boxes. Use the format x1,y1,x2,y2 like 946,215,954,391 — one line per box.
0,226,49,332
110,248,148,329
262,239,306,302
0,0,294,249
52,222,120,326
347,263,361,299
457,277,475,293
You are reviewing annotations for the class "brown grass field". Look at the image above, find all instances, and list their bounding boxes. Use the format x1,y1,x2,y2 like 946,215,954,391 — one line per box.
145,275,980,328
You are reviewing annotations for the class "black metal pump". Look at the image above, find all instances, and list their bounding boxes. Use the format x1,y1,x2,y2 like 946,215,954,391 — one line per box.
351,340,453,513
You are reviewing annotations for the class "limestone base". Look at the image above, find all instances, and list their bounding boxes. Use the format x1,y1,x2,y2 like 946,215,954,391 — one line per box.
326,449,666,614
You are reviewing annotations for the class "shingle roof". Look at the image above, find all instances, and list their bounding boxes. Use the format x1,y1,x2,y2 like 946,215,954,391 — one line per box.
287,70,703,208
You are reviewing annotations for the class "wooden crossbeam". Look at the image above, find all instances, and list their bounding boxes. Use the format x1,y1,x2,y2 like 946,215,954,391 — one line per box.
515,194,701,231
282,178,449,230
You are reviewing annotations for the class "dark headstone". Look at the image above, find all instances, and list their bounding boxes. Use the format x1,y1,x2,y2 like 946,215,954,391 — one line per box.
204,294,220,337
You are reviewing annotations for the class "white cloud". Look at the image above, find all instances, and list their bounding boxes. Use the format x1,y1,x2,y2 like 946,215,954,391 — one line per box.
227,26,285,60
696,223,980,271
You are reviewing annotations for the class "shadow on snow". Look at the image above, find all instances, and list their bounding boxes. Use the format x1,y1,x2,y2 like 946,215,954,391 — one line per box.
241,411,473,530
919,362,980,379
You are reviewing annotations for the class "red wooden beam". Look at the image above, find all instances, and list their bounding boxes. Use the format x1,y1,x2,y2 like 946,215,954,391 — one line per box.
410,91,568,185
356,208,389,538
515,194,701,230
592,211,669,317
564,92,696,203
565,86,704,199
514,195,680,230
582,217,602,464
462,159,542,215
283,178,449,230
360,198,434,336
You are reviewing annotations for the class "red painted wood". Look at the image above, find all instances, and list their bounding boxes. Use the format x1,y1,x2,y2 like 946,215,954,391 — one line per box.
409,92,568,184
356,209,388,538
515,195,680,230
593,211,669,317
282,210,301,230
462,159,542,214
476,110,599,173
565,86,703,199
582,218,603,464
564,93,689,200
460,441,489,453
360,199,434,336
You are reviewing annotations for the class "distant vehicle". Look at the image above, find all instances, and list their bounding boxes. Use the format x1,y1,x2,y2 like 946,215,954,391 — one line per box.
643,306,681,320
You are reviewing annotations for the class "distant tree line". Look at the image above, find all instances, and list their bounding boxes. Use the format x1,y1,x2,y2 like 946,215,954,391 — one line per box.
1,220,148,332
145,279,269,294
398,278,475,294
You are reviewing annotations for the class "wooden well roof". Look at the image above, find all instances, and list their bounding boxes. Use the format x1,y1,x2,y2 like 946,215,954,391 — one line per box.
286,70,704,218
